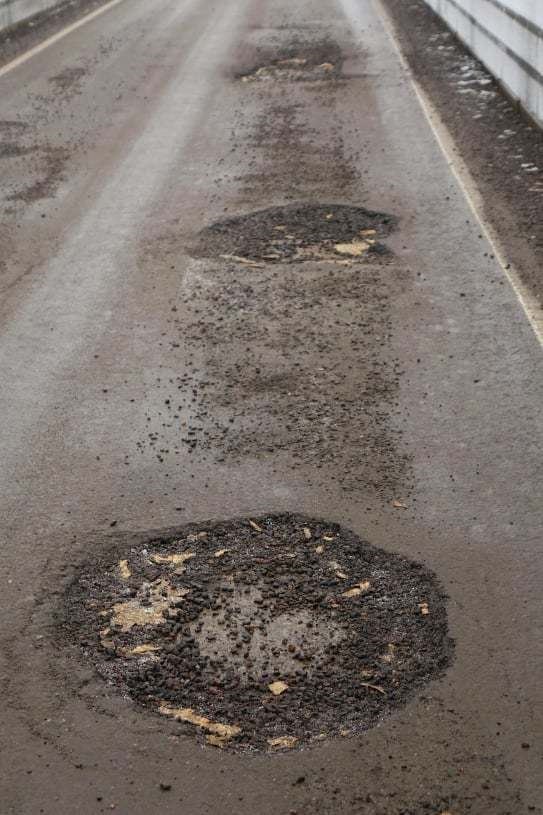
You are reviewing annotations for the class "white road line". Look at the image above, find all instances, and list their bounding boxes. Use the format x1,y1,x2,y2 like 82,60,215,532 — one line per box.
0,0,129,79
373,0,543,348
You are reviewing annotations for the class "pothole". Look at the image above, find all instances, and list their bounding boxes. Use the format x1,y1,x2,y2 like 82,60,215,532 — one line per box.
239,42,343,83
62,514,453,753
192,203,396,265
241,57,338,83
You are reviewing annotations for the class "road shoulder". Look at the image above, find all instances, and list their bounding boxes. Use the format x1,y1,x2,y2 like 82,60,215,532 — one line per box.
381,0,543,306
0,0,118,68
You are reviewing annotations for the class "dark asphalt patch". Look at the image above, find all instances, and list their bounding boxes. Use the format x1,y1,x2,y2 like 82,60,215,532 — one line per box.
61,514,453,752
0,142,35,159
48,66,88,96
3,144,69,203
192,203,395,264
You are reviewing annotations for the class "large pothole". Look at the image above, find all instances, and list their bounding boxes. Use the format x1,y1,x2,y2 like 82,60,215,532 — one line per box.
192,203,396,265
62,515,452,752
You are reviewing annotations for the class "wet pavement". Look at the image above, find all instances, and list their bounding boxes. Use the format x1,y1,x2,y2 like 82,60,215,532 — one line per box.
0,0,542,813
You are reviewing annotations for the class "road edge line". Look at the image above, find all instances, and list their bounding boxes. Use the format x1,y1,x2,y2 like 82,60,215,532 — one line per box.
374,0,543,349
0,0,129,79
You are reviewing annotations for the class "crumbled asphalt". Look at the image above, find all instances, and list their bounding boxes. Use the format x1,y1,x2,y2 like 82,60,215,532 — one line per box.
137,255,410,497
236,38,344,82
192,203,394,263
60,513,452,752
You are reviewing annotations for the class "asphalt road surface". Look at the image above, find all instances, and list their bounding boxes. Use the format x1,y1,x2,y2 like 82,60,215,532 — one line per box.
0,0,542,813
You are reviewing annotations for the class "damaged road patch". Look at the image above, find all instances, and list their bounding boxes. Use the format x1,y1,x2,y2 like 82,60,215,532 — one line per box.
192,203,395,265
238,40,344,83
241,58,337,83
60,515,453,752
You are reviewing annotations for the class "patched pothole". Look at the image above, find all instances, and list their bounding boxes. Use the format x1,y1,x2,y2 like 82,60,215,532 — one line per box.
241,57,338,83
239,41,343,83
62,514,452,753
192,203,396,265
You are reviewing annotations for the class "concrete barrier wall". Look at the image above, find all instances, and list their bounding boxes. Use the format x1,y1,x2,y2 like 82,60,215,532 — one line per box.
423,0,543,127
0,0,63,32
